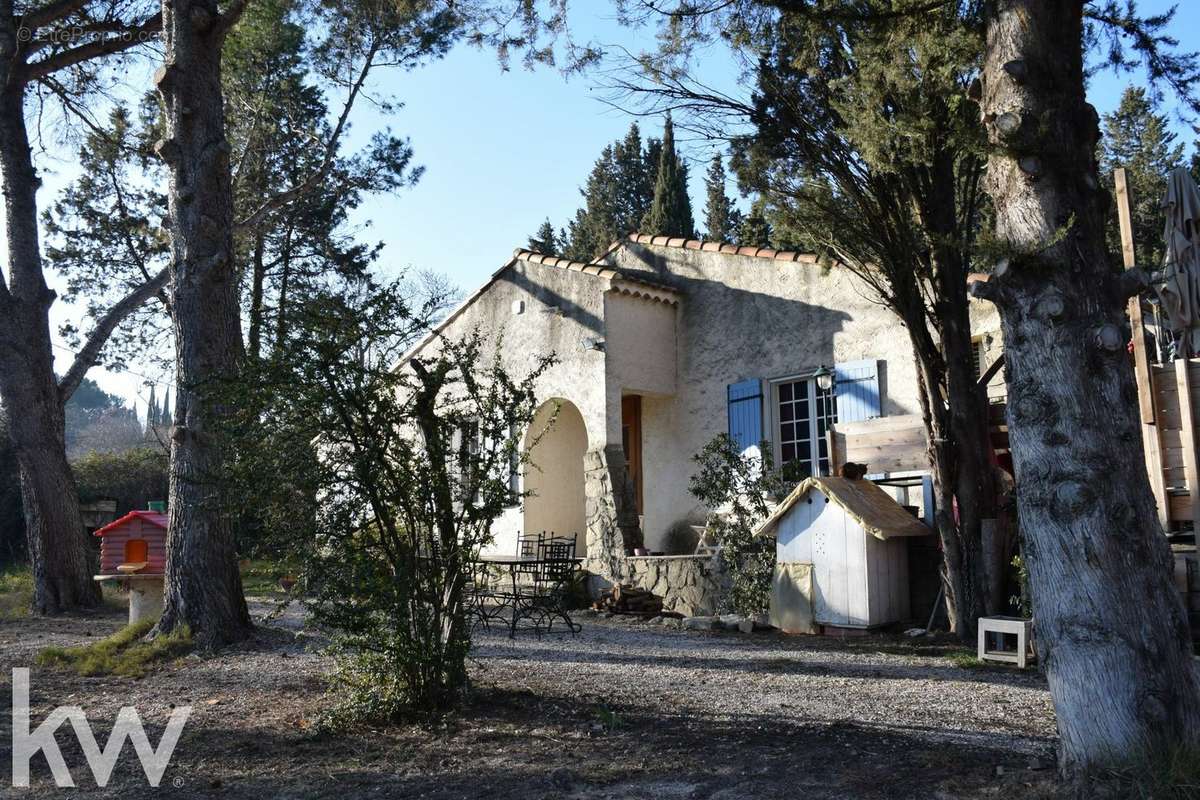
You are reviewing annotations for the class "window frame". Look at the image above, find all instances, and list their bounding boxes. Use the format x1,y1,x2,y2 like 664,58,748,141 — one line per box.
767,369,838,478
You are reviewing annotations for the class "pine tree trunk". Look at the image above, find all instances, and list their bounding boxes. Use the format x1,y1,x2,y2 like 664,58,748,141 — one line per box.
0,83,100,614
910,334,988,635
979,0,1200,771
246,231,266,361
151,0,251,647
914,151,1004,631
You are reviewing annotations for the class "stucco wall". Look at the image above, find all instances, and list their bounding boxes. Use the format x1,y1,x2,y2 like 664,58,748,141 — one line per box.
415,258,612,555
522,400,588,555
605,243,924,549
603,292,687,547
638,393,697,551
604,294,677,395
969,298,1006,401
421,243,1007,562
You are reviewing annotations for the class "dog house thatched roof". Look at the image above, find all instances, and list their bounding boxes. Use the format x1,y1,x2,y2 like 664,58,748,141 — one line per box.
756,477,931,540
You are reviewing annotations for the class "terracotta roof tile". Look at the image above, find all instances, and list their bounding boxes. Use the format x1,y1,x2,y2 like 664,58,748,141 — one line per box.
510,248,678,301
625,233,827,266
94,510,168,537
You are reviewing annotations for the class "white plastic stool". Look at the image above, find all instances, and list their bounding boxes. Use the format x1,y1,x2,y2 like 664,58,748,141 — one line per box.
977,616,1034,668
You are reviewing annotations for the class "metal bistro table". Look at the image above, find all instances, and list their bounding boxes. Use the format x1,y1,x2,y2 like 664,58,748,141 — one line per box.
474,553,582,638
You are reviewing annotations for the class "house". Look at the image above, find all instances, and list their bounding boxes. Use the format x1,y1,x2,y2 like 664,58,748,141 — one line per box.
756,476,932,632
403,233,1000,613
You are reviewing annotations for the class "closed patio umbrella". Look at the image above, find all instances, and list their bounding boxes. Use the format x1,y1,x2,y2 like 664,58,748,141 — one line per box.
1157,167,1200,357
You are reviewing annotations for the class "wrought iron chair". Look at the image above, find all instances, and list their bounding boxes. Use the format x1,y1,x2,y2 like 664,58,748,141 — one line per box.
530,535,582,635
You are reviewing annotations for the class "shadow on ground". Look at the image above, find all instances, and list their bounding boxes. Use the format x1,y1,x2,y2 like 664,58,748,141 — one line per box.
3,683,1058,800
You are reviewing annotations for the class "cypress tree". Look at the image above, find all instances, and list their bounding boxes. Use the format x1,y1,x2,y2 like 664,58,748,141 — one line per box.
641,113,695,238
145,385,158,438
643,138,662,188
703,154,737,241
553,123,671,260
528,219,559,255
562,144,620,261
614,122,654,233
736,200,772,249
160,388,171,428
1099,87,1183,269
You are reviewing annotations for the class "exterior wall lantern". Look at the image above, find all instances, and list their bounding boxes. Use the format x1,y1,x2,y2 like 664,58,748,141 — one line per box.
814,364,835,392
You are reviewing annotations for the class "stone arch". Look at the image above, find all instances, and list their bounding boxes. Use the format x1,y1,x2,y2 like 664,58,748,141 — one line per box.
524,399,588,556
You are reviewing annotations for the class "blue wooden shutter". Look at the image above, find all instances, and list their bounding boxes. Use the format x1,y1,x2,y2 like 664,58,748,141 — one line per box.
834,360,881,423
727,379,764,456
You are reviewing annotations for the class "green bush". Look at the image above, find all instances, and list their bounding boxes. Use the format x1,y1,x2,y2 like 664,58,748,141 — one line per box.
72,447,168,515
224,283,554,722
689,435,796,616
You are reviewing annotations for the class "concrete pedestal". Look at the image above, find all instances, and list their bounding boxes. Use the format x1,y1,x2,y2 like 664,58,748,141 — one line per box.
127,575,165,624
95,573,166,624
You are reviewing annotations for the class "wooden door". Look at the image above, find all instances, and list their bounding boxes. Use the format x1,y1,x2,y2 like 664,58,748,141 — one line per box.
621,395,643,514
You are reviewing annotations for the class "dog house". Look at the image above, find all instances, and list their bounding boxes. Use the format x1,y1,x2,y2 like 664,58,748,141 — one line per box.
756,477,932,632
95,506,167,574
94,504,168,622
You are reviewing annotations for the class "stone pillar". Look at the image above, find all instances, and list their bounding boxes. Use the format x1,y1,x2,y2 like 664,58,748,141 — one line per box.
127,575,165,624
584,445,643,585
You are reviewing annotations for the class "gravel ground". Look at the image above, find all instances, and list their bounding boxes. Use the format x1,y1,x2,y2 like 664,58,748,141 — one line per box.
474,610,1056,756
0,600,1062,799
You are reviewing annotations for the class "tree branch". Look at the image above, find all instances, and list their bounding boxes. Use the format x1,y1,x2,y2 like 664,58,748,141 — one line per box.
234,40,379,232
57,265,169,403
20,0,87,30
21,13,159,82
216,0,253,38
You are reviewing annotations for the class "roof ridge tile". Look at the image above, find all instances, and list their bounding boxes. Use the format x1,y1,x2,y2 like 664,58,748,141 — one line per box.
626,232,824,264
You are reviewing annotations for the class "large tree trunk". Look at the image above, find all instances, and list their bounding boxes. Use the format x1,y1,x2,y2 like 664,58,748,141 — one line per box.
0,83,100,614
151,0,251,647
978,0,1200,771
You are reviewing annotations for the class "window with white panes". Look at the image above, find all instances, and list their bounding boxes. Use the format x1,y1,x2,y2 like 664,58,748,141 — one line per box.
774,377,837,477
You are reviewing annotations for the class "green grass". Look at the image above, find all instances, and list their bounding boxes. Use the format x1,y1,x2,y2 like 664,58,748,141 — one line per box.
592,705,626,731
945,648,986,669
37,619,192,677
2,566,133,617
0,566,33,619
240,558,298,597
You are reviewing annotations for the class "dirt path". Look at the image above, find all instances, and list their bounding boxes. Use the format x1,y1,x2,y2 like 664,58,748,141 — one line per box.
0,601,1060,799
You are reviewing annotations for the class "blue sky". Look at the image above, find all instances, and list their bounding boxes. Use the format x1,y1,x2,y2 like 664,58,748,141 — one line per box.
339,11,743,288
40,2,1200,409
